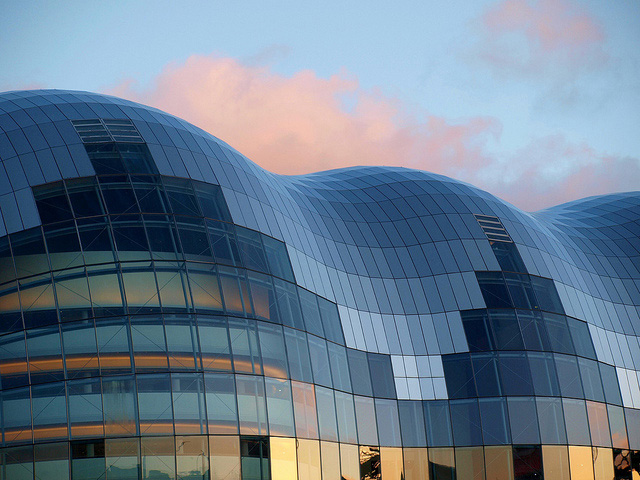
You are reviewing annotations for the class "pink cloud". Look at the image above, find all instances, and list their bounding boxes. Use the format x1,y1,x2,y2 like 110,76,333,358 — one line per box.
474,0,607,76
106,55,500,177
105,54,636,212
482,135,640,210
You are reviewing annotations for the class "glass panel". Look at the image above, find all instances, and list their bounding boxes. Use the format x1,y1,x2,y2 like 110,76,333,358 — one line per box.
292,381,318,439
207,220,241,266
517,310,550,351
265,378,295,437
567,318,596,359
27,325,64,384
368,352,396,398
96,317,132,374
592,447,613,480
240,437,269,480
424,400,453,447
31,382,67,441
579,358,605,402
141,437,176,480
554,353,583,398
507,397,540,444
204,373,238,434
262,235,294,282
273,278,304,330
472,352,501,397
0,331,28,388
248,272,278,322
563,398,591,445
600,363,622,406
491,241,527,272
498,352,533,395
315,386,338,442
528,352,560,396
308,335,332,388
284,328,313,383
122,269,159,313
131,316,168,371
193,182,230,221
607,404,629,449
229,319,262,375
11,227,49,278
34,442,69,480
198,316,232,371
484,446,514,480
488,309,524,350
176,219,212,262
189,268,223,313
354,395,378,445
236,375,268,435
428,447,455,480
334,391,357,444
347,348,373,396
270,437,297,480
398,400,427,447
172,373,206,434
2,387,32,443
476,271,513,308
137,374,173,435
62,319,100,379
257,323,288,379
106,437,140,480
296,439,321,480
542,445,570,480
320,441,340,480
71,440,106,480
513,446,542,480
176,435,209,480
586,401,611,447
450,398,483,446
78,218,116,266
299,288,323,337
455,447,485,480
220,268,249,316
102,376,137,436
68,378,103,438
442,353,475,399
544,314,574,354
479,397,511,445
536,397,567,444
210,435,240,480
375,398,402,447
19,275,57,328
403,448,429,480
461,310,493,352
236,227,268,273
156,268,190,312
568,446,594,480
87,269,124,317
504,273,537,309
530,276,564,314
327,342,351,393
359,446,381,480
53,268,90,322
317,297,344,344
380,447,404,480
165,316,199,370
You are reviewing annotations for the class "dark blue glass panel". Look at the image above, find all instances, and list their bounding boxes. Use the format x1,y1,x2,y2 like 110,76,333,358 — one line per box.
543,313,575,354
423,400,453,447
398,400,427,447
450,399,482,446
491,241,527,273
461,310,494,352
488,309,524,350
478,397,511,445
530,276,564,314
442,354,476,399
367,352,396,398
507,397,540,444
567,317,596,359
498,352,533,396
347,348,373,397
471,352,501,397
476,271,513,308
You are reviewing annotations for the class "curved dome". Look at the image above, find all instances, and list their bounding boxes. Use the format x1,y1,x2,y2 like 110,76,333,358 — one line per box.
0,89,639,478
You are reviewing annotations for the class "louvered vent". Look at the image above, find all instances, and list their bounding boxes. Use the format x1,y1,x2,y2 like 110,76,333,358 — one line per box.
474,214,512,243
72,118,144,143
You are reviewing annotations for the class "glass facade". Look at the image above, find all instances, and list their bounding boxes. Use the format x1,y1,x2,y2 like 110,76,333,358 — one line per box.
0,89,639,478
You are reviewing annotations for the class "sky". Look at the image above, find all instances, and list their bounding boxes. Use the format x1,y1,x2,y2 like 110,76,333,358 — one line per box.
1,0,639,211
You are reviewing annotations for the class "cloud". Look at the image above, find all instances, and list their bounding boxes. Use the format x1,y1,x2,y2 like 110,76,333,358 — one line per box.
106,54,500,178
472,0,608,78
480,135,640,210
105,54,636,212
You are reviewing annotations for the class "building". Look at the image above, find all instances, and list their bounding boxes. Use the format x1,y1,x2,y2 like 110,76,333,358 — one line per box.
0,89,638,479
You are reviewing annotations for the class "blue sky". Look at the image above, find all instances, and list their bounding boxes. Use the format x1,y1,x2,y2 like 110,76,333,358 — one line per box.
1,0,639,210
